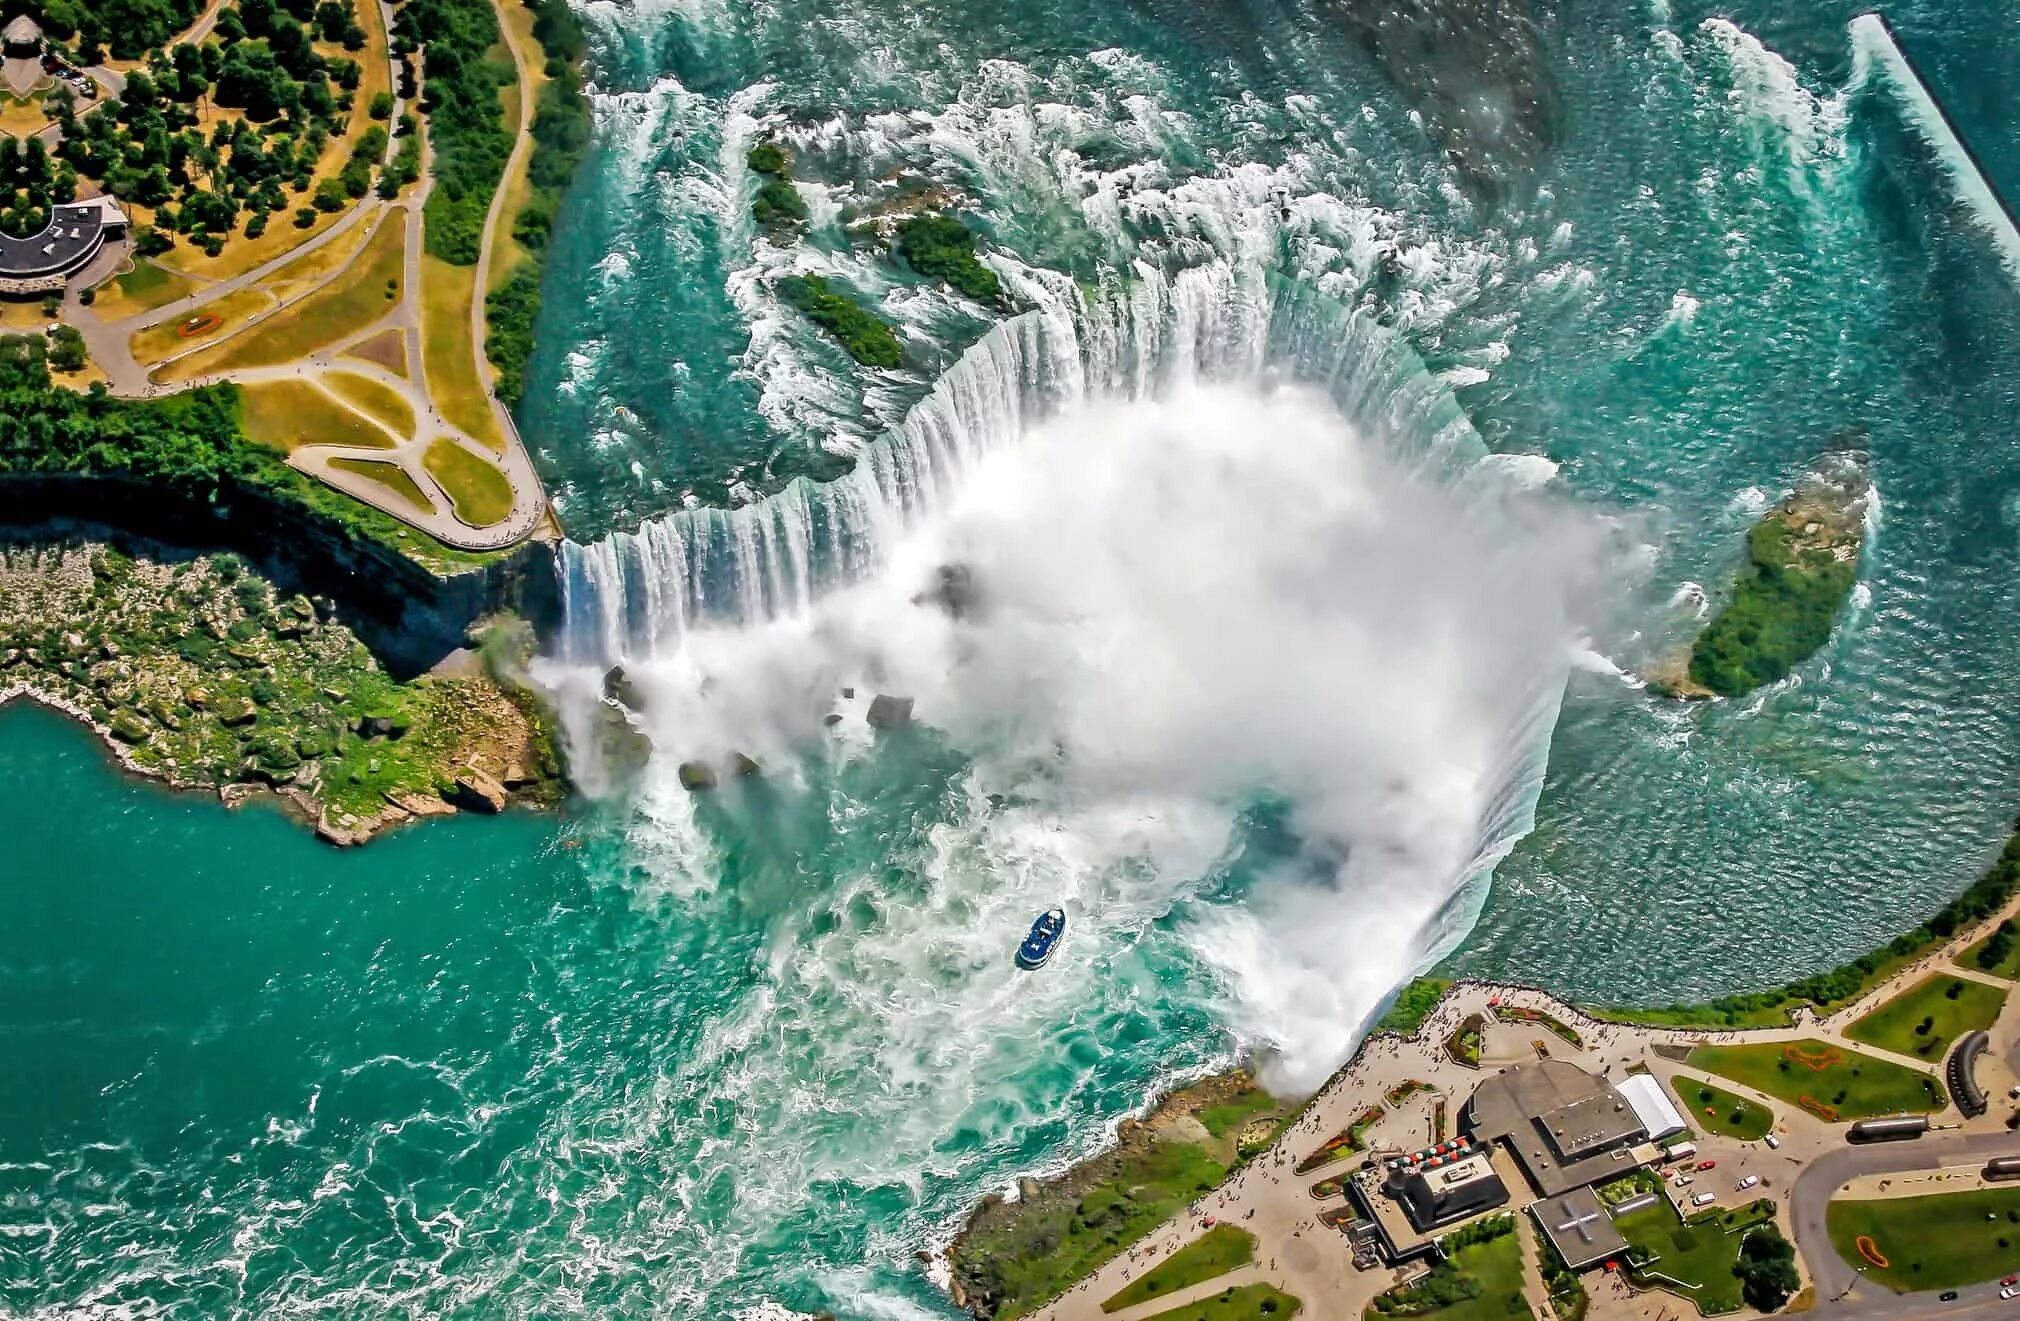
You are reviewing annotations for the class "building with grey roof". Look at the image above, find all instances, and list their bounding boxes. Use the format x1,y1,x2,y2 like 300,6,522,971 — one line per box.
1462,1059,1650,1196
1531,1187,1629,1271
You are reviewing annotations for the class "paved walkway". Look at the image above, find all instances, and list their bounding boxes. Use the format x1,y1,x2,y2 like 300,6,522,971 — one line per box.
1021,885,2020,1321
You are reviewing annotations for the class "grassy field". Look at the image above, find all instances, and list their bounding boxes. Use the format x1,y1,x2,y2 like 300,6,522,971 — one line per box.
322,372,416,441
240,380,398,452
1142,1284,1301,1321
1199,1084,1280,1142
1613,1202,1750,1314
1846,974,2007,1062
1675,1076,1775,1141
345,328,410,376
1685,1040,1941,1122
130,287,276,365
420,256,507,451
160,221,406,380
1960,922,2020,980
328,456,432,515
1826,1187,2020,1293
1366,1228,1528,1321
1103,1226,1255,1313
97,260,196,319
264,215,386,304
423,438,515,526
1377,978,1451,1035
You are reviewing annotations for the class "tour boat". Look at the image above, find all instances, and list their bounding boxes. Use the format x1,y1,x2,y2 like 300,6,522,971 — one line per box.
1015,909,1067,970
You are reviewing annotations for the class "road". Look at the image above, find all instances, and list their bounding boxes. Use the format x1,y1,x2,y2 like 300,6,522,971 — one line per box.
1788,1131,2020,1318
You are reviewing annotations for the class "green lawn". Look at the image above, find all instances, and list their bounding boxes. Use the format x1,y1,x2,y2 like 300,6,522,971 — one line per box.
1367,1229,1530,1321
1959,920,2020,980
328,456,432,514
1613,1201,1751,1315
1199,1086,1278,1140
1684,1040,1942,1122
1675,1076,1775,1141
1826,1187,2020,1293
422,437,516,527
1141,1284,1301,1321
1377,978,1451,1034
1104,1226,1256,1313
1846,975,2008,1062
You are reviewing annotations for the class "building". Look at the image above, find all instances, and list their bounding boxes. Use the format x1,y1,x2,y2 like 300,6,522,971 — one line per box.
1531,1187,1630,1271
1383,1139,1510,1231
2,15,41,59
1616,1073,1689,1142
0,197,128,297
1463,1059,1659,1196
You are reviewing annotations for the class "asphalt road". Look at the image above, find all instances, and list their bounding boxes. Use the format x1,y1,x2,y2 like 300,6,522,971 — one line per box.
1791,1130,2020,1318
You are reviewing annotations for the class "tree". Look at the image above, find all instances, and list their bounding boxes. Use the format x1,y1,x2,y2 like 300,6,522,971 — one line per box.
1734,1226,1800,1312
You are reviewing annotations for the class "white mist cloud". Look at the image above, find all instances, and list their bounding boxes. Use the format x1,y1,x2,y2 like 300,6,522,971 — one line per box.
565,381,1619,1090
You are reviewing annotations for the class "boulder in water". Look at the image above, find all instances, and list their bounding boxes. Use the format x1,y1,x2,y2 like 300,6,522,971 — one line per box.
866,695,914,729
915,563,978,618
451,768,508,813
603,664,648,713
678,761,718,792
731,751,762,778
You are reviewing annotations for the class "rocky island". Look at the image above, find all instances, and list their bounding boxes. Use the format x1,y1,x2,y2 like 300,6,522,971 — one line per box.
1652,451,1871,699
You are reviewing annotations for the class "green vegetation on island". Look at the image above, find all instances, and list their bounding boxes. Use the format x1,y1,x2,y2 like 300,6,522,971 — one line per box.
1826,1186,2020,1294
1592,824,2020,1028
897,213,1002,304
1366,1214,1527,1320
949,1071,1292,1320
747,139,809,229
1656,454,1869,699
1101,1225,1255,1313
485,0,593,406
0,539,559,841
1683,1038,1940,1122
778,273,903,368
1844,973,2005,1061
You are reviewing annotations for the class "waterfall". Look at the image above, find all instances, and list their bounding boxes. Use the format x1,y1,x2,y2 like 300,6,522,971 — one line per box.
559,266,1486,666
1851,13,2020,286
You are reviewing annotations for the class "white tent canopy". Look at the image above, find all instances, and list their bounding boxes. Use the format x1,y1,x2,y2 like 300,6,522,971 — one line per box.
1617,1073,1689,1142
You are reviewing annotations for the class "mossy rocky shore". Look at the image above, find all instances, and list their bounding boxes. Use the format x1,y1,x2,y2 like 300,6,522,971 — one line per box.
0,539,561,844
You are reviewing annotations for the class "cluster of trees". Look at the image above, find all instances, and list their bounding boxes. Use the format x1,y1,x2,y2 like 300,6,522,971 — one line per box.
1688,515,1858,697
35,0,207,61
1733,1226,1800,1312
777,273,902,368
483,0,589,405
392,0,512,263
746,141,807,228
0,335,415,554
1369,1216,1516,1316
897,213,1001,304
48,0,377,255
0,136,76,239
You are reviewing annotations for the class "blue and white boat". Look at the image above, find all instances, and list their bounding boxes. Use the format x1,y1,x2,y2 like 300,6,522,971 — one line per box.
1015,908,1067,969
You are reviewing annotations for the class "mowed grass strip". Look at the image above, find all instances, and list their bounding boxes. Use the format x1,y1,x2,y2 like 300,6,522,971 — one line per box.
1611,1201,1748,1314
1684,1040,1941,1122
1846,974,2007,1063
328,456,432,514
322,371,416,441
1827,1187,2020,1293
1104,1226,1255,1313
420,256,505,451
161,220,406,380
131,287,276,365
1675,1075,1775,1141
1960,920,2020,980
422,437,515,527
1145,1284,1300,1321
98,260,195,318
240,379,398,452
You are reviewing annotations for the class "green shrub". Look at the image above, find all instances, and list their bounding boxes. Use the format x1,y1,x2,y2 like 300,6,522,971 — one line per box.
897,213,1001,303
777,274,902,368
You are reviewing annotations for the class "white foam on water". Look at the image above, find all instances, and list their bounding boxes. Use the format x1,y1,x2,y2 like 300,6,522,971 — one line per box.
1699,17,1849,175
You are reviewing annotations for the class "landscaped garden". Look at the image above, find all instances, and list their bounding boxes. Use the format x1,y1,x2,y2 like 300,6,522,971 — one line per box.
1677,1076,1775,1141
1684,1039,1942,1121
1138,1284,1300,1321
1294,1104,1385,1174
1365,1215,1529,1320
1613,1200,1785,1315
1102,1225,1255,1313
1498,1005,1584,1048
1827,1186,2020,1293
1846,973,2008,1061
1445,1014,1485,1067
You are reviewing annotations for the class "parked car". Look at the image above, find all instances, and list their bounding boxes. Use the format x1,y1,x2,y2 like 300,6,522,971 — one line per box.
1696,1160,1717,1171
1672,1175,1693,1188
2003,1275,2018,1286
1690,1191,1716,1207
2000,1286,2016,1300
1735,1175,1761,1191
1763,1134,1780,1149
1942,1291,1960,1302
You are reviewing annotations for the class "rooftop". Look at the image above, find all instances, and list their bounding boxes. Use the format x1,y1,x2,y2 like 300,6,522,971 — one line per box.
1531,1187,1629,1271
1465,1060,1651,1197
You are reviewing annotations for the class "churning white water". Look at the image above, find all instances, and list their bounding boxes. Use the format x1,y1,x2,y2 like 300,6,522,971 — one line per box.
546,376,1617,1088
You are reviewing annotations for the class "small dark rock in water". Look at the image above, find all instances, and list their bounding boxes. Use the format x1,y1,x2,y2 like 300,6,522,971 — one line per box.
823,712,844,726
867,694,914,729
840,686,854,699
915,563,978,618
731,751,762,777
677,761,718,791
603,664,648,712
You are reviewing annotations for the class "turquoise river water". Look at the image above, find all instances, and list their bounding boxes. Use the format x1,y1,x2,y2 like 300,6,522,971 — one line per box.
6,0,2020,1316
